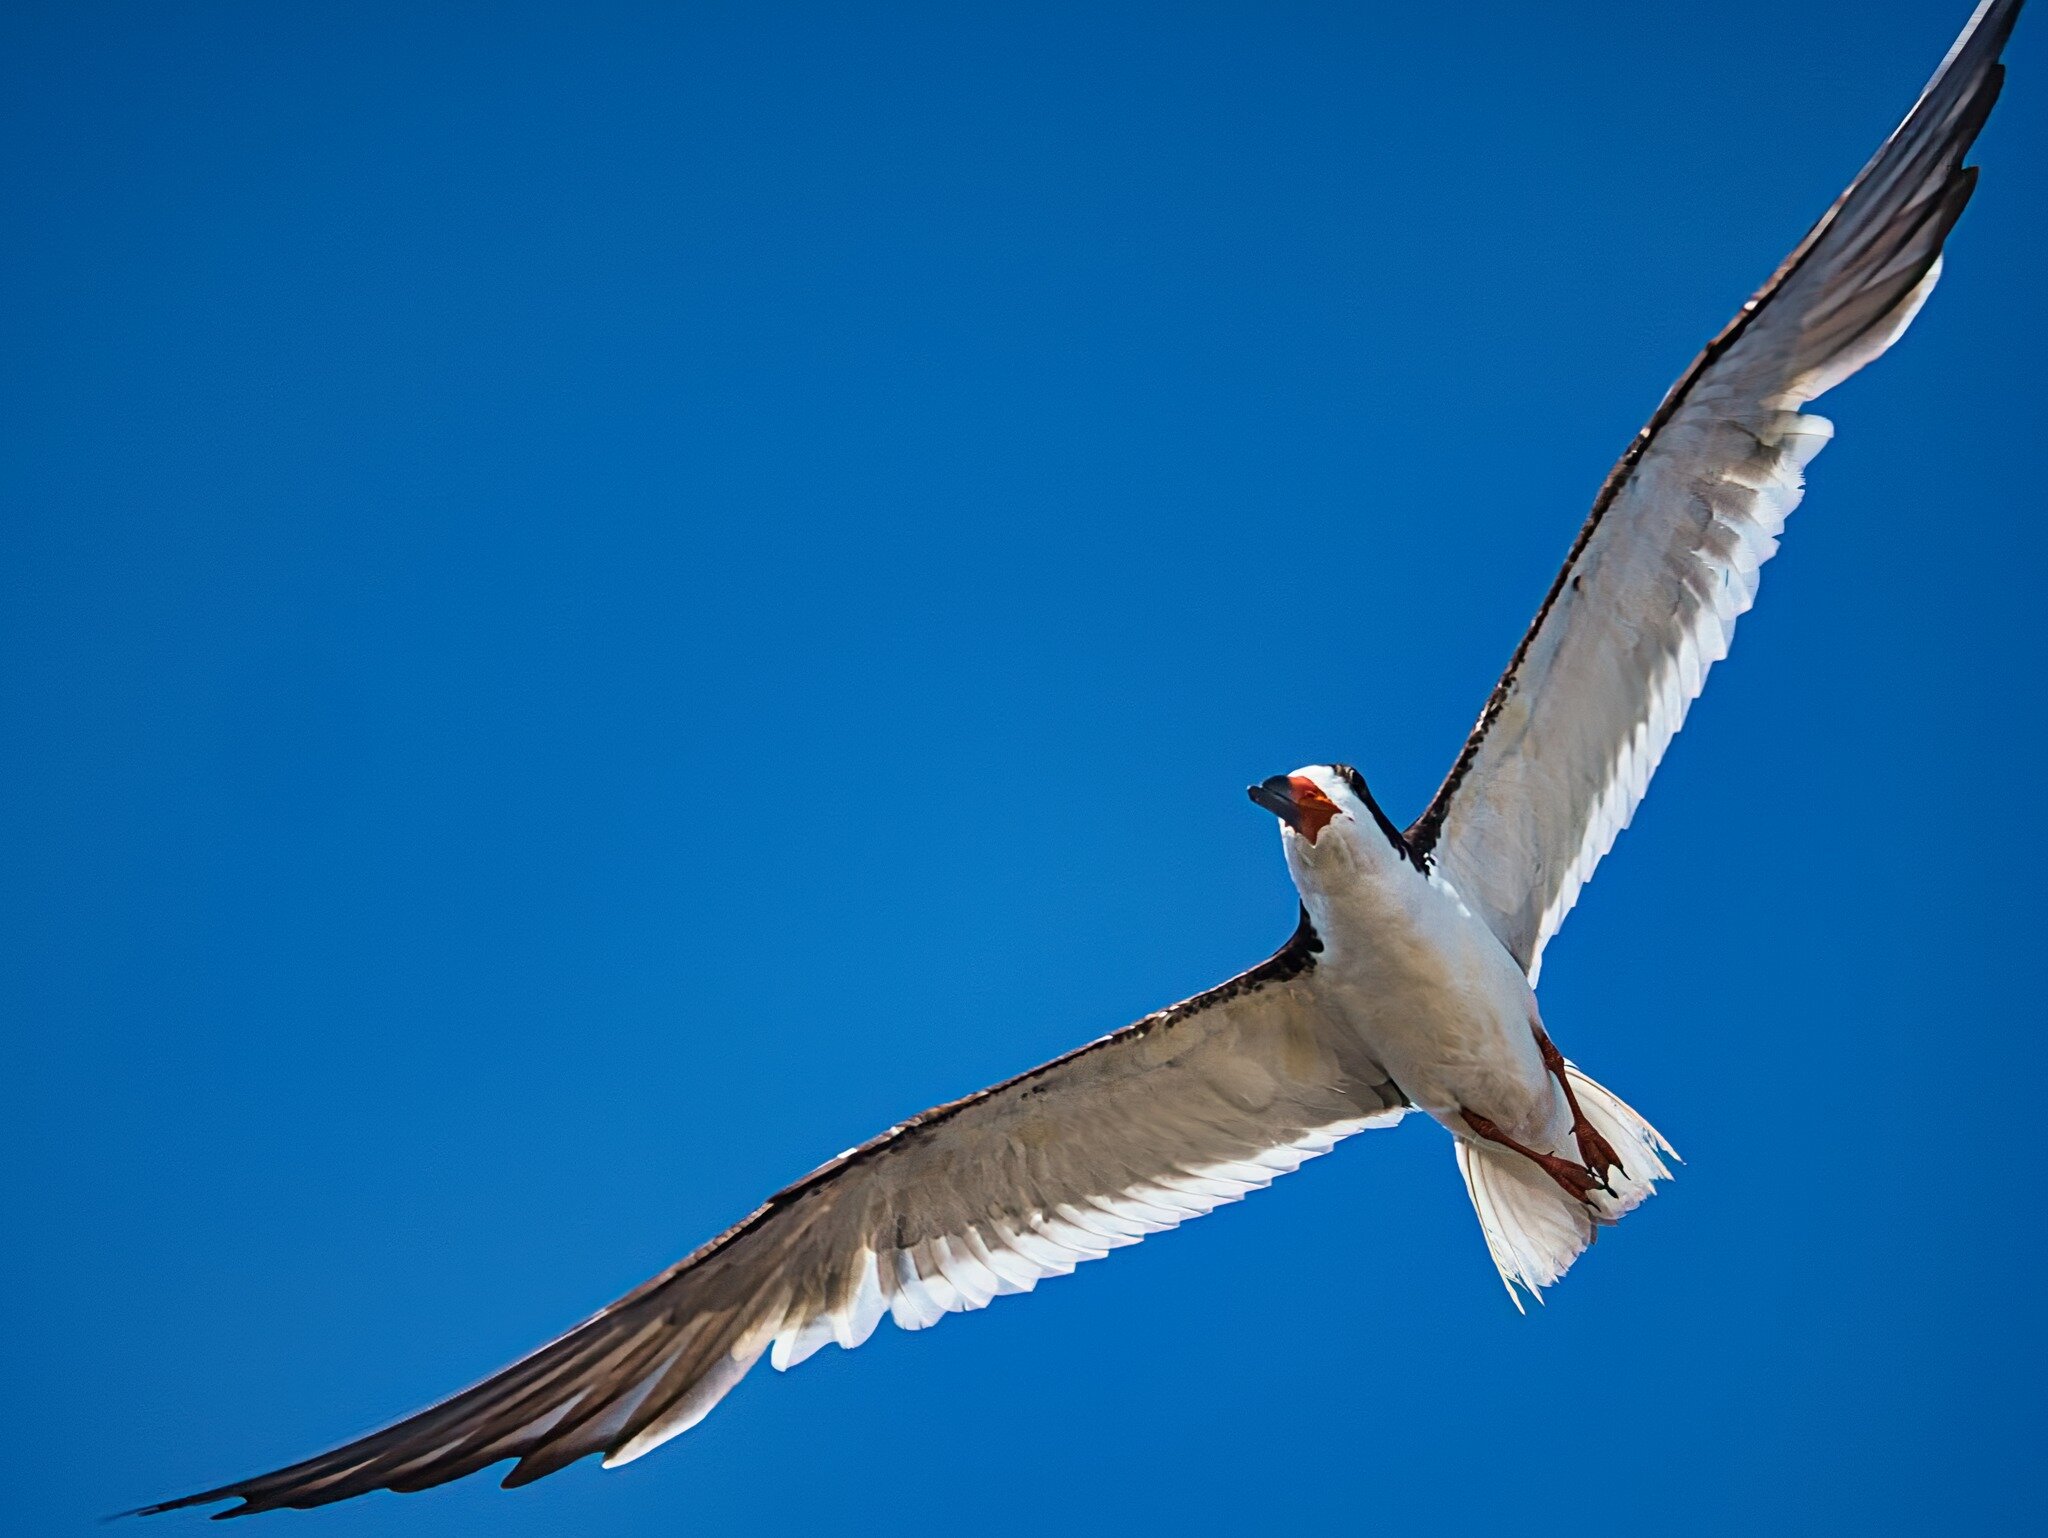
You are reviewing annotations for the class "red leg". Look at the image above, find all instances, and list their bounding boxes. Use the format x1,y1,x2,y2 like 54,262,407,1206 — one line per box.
1531,1022,1625,1187
1459,1109,1605,1204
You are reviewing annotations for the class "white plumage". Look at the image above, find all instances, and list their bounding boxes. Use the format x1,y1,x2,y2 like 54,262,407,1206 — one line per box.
139,1,2021,1519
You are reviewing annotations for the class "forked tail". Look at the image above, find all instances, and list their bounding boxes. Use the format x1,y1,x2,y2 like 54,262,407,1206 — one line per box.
1455,1065,1676,1309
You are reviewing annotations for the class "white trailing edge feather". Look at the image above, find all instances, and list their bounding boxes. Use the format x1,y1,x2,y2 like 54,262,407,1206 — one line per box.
141,926,1404,1516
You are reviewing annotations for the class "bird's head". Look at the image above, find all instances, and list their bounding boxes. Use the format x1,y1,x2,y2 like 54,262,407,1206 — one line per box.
1246,763,1415,882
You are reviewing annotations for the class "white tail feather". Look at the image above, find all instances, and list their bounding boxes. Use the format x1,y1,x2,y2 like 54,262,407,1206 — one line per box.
1456,1066,1677,1310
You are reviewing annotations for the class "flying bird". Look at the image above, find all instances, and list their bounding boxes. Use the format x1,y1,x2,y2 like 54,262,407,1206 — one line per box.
139,0,2022,1518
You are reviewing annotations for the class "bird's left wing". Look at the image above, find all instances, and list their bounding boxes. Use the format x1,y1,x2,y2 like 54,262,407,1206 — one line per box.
137,918,1401,1518
1406,0,2021,981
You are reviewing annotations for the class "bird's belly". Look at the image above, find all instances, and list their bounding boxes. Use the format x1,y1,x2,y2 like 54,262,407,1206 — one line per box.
1315,891,1560,1144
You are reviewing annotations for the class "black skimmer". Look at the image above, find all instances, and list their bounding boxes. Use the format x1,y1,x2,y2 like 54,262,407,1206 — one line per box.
136,0,2022,1517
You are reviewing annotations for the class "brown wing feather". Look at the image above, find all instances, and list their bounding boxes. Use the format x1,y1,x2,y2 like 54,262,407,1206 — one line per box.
135,913,1404,1518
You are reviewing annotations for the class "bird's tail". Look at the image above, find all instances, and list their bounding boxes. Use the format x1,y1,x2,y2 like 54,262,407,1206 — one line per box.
1454,1065,1676,1310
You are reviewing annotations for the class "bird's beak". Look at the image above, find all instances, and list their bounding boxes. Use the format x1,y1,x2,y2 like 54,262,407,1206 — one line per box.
1247,774,1344,843
1246,775,1306,830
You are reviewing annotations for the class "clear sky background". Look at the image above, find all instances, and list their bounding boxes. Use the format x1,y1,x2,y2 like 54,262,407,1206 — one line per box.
6,3,2044,1534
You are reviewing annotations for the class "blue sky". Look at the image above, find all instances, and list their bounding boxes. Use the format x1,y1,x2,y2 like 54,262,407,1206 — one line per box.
6,2,2044,1533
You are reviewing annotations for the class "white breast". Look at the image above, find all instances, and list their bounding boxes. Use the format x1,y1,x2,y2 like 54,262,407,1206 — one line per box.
1288,820,1567,1148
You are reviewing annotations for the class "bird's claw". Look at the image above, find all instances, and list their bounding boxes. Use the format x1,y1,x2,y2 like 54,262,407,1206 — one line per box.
1573,1126,1627,1190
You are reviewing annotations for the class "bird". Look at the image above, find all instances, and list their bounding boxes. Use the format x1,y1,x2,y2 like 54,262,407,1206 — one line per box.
136,0,2022,1519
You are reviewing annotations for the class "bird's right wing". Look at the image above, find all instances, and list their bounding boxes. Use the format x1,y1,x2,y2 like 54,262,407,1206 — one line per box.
138,916,1403,1518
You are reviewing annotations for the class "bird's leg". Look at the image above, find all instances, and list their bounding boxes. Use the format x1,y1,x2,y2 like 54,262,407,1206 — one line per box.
1459,1109,1606,1204
1530,1021,1625,1190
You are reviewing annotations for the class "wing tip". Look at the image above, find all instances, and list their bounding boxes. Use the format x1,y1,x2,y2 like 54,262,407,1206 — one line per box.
114,1491,254,1522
